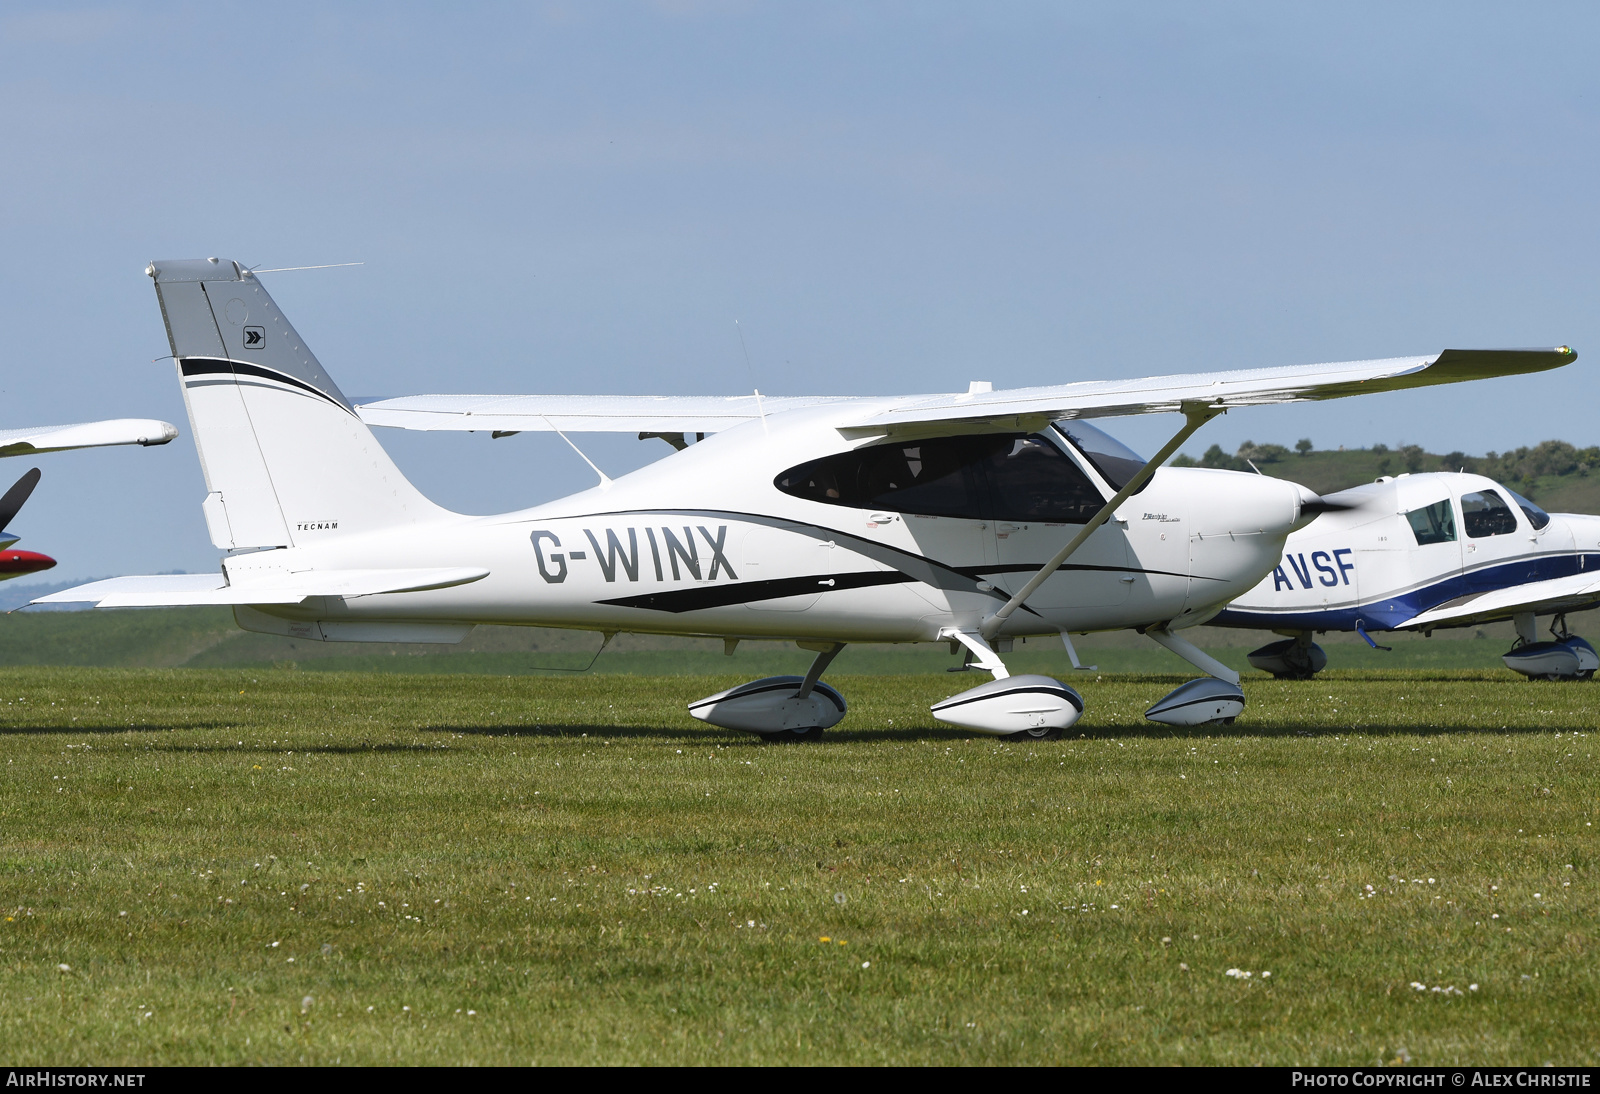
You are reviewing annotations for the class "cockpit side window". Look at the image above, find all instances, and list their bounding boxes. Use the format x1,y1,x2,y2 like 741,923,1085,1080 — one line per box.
774,432,1105,522
1507,488,1551,531
982,435,1104,522
1460,489,1519,538
1405,499,1456,545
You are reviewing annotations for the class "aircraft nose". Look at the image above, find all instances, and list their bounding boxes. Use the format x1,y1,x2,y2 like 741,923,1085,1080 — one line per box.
1185,472,1310,545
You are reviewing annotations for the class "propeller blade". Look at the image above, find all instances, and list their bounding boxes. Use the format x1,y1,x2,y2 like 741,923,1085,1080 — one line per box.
0,468,41,533
1299,494,1362,519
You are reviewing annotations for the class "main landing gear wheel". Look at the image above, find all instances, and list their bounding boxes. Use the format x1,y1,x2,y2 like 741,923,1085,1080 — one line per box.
1502,618,1599,681
1246,635,1326,680
1001,725,1065,742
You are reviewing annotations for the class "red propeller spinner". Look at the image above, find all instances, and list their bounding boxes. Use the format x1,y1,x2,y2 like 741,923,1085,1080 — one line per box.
0,550,55,579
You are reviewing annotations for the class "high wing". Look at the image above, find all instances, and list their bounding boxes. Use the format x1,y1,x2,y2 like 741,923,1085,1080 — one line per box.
355,348,1574,436
356,394,856,435
0,419,179,457
1401,572,1600,632
31,567,489,608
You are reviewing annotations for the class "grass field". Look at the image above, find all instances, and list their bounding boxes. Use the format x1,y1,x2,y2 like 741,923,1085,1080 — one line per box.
0,601,1584,678
0,666,1594,1065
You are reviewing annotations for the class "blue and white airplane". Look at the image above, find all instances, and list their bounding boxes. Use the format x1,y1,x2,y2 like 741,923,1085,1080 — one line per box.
1208,471,1600,680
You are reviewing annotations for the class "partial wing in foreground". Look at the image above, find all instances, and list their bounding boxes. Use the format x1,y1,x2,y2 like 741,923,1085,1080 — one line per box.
356,348,1575,437
1402,571,1600,632
32,567,489,608
0,419,179,457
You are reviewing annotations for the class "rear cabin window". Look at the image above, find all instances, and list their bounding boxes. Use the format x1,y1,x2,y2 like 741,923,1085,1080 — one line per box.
774,433,1104,522
1405,499,1457,546
1460,489,1518,538
1507,488,1551,531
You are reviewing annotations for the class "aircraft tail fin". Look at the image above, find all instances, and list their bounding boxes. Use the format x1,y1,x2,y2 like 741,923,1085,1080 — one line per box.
148,258,451,549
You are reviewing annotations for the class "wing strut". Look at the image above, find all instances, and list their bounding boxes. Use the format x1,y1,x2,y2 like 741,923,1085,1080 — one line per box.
980,401,1224,642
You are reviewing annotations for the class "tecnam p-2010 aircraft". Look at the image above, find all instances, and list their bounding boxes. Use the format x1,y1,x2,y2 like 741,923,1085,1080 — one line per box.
1210,470,1600,681
40,257,1575,739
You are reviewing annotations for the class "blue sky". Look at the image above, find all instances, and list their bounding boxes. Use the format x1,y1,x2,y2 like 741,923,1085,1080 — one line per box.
3,2,1598,579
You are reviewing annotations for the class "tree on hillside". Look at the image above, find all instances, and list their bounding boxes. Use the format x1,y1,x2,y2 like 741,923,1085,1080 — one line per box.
1237,441,1291,465
1197,443,1239,470
1295,438,1313,456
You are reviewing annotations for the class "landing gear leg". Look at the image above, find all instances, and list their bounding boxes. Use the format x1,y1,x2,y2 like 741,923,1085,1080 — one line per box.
758,642,846,743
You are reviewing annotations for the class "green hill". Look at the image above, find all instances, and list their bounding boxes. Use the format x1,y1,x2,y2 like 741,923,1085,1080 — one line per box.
1171,438,1600,513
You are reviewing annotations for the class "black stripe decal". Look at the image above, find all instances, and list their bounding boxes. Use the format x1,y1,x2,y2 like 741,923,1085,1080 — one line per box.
954,562,1202,581
599,570,913,613
180,358,352,414
931,686,1084,712
556,507,1040,615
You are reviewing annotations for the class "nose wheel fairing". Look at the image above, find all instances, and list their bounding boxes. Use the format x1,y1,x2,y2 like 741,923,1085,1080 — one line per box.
687,676,848,734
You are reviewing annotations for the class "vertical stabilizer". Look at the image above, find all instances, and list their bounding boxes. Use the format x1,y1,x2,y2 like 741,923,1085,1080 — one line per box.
149,258,449,549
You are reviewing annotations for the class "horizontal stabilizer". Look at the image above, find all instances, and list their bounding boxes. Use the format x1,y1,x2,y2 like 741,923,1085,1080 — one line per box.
0,419,178,457
1402,571,1600,631
33,567,489,608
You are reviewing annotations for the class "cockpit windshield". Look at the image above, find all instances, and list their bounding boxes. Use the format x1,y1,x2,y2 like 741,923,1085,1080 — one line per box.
1507,488,1551,531
1054,420,1149,492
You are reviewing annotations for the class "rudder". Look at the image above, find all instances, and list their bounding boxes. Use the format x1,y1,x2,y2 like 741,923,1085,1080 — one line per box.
149,257,449,548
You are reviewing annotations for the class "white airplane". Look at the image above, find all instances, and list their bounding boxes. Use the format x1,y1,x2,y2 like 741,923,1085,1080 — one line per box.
0,420,179,583
1208,470,1600,681
37,257,1575,739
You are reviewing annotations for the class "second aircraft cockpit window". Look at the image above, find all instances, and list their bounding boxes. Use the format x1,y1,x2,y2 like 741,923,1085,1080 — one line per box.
1460,489,1519,538
774,432,1105,523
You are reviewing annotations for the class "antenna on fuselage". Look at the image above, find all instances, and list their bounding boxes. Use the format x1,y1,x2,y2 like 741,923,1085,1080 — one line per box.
735,319,768,435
